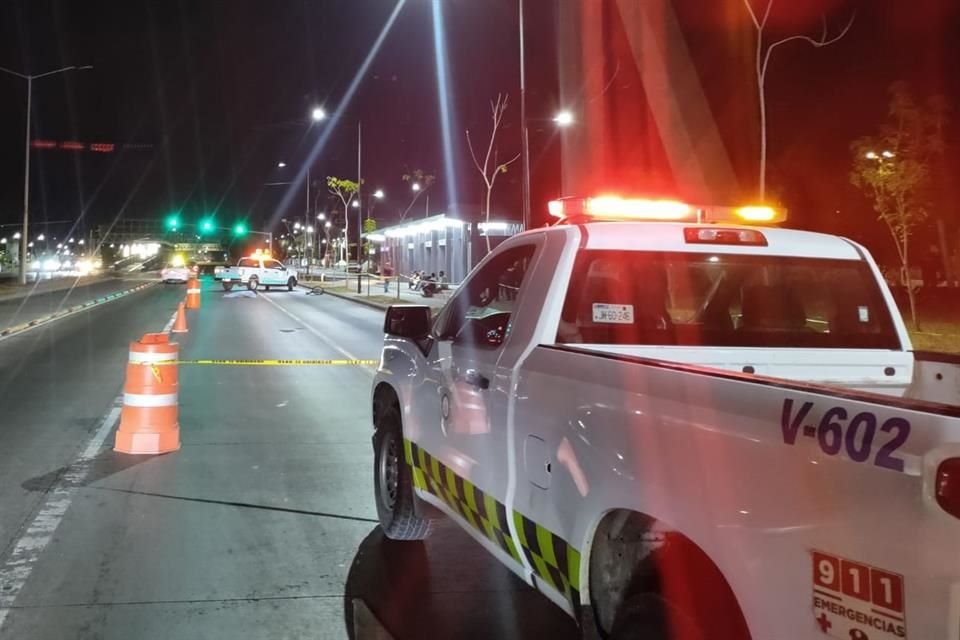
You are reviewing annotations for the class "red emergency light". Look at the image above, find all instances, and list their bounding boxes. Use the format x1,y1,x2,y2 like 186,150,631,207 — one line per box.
549,196,786,225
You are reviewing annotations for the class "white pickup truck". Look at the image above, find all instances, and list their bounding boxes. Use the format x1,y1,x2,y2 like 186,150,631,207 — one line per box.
219,257,298,292
370,198,960,640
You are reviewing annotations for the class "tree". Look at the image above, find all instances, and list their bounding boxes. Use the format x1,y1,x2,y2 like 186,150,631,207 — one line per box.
743,0,855,199
850,83,947,328
466,93,521,252
327,177,360,264
362,217,377,267
401,169,436,220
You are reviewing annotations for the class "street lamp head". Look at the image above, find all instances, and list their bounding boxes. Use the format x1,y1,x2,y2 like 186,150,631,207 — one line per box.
13,232,21,239
317,212,326,220
78,239,85,245
307,226,315,233
373,189,385,199
882,150,896,159
277,161,287,168
325,221,332,228
411,182,421,192
0,238,6,244
294,222,302,230
37,234,45,241
553,110,575,127
352,200,360,208
68,238,75,243
311,107,327,122
865,151,879,160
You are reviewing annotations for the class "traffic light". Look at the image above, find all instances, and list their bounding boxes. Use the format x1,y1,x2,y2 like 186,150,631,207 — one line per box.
165,214,180,231
233,222,248,236
200,218,215,234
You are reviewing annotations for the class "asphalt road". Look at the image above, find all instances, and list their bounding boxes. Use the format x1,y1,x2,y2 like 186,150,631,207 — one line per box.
0,276,577,639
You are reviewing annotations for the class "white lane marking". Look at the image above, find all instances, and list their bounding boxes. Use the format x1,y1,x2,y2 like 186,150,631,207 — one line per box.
0,283,156,344
0,401,122,631
161,307,178,333
257,293,375,378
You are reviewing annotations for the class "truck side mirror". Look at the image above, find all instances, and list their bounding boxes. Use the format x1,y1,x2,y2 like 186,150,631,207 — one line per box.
384,305,432,340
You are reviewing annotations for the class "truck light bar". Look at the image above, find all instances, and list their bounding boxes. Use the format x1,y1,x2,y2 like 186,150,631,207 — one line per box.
549,196,786,225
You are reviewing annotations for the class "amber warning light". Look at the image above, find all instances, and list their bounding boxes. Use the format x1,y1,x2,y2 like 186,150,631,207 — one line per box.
549,196,786,225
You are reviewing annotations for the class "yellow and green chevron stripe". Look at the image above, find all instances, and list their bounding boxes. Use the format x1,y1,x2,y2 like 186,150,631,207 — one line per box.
404,439,581,605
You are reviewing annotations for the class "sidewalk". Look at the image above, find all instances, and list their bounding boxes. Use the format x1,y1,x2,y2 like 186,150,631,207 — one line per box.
299,276,450,312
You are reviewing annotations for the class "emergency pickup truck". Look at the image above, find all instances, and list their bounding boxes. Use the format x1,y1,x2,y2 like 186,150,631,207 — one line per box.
219,256,298,292
370,196,960,640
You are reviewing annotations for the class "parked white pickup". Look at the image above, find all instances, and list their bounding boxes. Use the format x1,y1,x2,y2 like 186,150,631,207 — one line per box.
219,257,298,292
371,210,960,640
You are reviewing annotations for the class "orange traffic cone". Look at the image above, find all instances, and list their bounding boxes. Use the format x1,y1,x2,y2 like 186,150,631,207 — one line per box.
114,333,181,455
186,277,201,309
172,302,188,333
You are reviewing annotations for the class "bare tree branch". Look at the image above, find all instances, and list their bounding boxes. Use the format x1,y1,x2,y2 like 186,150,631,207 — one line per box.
763,11,856,77
742,0,761,30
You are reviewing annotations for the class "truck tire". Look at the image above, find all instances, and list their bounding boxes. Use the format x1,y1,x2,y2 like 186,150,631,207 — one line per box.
601,538,750,640
247,276,259,292
287,277,297,291
608,593,702,640
222,282,234,291
373,404,433,541
264,285,271,291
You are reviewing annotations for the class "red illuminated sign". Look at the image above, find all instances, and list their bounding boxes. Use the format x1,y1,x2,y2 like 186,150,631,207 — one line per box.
61,141,85,151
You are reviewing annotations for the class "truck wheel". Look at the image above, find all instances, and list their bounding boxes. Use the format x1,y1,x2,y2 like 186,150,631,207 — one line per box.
264,285,271,291
602,543,750,640
222,282,234,291
287,277,297,291
608,593,702,640
247,276,259,292
373,405,433,540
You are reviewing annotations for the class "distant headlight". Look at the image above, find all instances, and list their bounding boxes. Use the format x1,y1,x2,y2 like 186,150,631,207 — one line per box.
43,258,60,272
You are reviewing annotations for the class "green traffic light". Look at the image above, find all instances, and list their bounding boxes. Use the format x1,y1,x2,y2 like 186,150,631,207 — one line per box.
200,219,215,233
233,222,248,236
165,214,180,230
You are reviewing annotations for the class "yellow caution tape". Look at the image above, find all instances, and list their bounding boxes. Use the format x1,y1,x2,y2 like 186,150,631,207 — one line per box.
136,358,378,366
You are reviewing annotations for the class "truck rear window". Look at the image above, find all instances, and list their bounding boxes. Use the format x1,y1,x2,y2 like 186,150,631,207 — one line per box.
557,251,900,349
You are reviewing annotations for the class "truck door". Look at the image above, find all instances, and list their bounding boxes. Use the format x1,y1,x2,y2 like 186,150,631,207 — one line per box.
411,241,539,570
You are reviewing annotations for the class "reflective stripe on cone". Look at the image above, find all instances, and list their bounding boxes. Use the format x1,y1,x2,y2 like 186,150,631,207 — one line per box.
186,278,201,309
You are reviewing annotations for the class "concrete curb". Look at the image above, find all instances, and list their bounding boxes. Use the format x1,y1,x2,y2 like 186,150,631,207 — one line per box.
0,282,156,341
299,284,391,312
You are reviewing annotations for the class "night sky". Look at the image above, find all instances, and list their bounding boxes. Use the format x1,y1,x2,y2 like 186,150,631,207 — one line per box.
0,0,957,263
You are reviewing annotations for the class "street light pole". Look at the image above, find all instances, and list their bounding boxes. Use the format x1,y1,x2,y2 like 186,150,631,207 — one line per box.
20,76,32,284
357,121,362,273
0,64,91,284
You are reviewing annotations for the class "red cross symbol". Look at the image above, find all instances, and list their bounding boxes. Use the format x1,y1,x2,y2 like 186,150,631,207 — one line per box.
816,613,832,633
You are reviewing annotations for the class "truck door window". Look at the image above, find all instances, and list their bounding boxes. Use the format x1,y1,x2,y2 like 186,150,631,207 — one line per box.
437,245,536,348
558,251,899,349
239,258,257,268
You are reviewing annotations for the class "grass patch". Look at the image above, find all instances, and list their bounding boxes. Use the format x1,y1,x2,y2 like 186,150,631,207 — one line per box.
908,319,960,353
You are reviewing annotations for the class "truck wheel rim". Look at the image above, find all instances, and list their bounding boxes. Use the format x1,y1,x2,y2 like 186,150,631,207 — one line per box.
378,433,399,511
